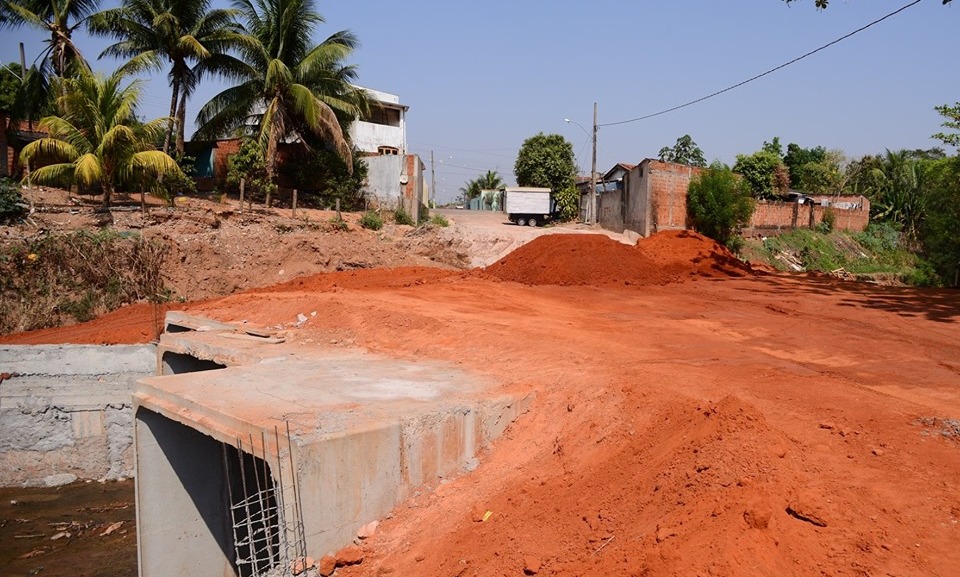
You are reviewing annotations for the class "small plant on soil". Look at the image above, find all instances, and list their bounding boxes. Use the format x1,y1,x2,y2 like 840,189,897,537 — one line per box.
0,178,26,223
429,214,450,227
329,216,349,232
360,210,383,231
393,206,414,226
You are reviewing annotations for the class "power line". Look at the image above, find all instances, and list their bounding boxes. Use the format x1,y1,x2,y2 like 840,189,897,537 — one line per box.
600,0,923,128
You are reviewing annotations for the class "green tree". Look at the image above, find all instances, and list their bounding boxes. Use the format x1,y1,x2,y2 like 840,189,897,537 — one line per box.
226,138,275,204
658,134,706,167
514,132,577,221
783,143,826,188
933,102,960,150
687,162,755,248
194,0,370,186
0,62,22,110
514,132,576,192
19,70,183,207
475,170,504,191
920,157,960,285
89,0,247,155
733,146,789,199
850,149,931,241
278,145,368,209
0,0,96,78
459,178,481,201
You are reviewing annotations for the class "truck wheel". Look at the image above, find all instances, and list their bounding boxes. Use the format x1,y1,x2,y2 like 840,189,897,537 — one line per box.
528,217,538,227
516,217,526,227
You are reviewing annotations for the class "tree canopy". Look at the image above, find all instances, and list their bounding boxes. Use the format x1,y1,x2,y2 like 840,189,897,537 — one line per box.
658,134,706,167
514,132,576,192
733,140,790,199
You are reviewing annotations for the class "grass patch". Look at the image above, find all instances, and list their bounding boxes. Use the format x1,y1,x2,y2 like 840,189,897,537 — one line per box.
393,207,414,226
428,214,450,227
743,224,933,285
360,210,383,231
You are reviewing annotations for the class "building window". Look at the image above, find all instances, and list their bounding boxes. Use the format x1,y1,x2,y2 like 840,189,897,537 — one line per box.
378,146,399,156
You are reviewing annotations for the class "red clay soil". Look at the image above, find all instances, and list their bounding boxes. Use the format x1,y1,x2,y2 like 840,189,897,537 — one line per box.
6,233,960,577
483,231,754,287
0,303,186,345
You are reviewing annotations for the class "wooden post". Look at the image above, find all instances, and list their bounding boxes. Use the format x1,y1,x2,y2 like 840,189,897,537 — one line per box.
239,177,245,214
336,198,341,220
140,183,146,215
292,188,297,217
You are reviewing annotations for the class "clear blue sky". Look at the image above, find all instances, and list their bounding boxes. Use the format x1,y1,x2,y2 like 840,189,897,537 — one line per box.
2,0,956,202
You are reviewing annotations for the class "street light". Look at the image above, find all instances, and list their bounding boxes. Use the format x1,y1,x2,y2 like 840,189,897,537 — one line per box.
564,103,598,225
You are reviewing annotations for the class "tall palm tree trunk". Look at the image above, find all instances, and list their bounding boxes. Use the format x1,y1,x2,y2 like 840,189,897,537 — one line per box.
265,128,279,208
175,89,187,155
163,76,181,155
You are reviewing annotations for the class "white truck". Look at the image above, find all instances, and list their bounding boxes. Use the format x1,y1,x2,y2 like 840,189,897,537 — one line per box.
503,187,556,227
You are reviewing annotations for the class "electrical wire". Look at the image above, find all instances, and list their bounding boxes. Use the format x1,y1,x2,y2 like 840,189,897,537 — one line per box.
599,0,923,127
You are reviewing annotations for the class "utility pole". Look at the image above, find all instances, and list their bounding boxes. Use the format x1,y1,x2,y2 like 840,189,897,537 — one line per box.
430,150,435,208
590,101,598,226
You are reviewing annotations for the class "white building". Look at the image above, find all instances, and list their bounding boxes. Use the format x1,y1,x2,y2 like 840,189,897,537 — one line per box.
349,87,408,155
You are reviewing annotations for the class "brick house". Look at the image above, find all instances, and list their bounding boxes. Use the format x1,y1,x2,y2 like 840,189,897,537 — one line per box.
599,158,869,236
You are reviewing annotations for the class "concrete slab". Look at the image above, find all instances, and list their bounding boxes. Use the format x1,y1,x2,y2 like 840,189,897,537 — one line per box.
135,327,528,577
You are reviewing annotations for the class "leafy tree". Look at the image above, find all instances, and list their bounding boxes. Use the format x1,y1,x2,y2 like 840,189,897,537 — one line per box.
278,145,368,209
19,71,183,207
89,0,247,155
658,134,706,167
0,0,96,79
195,0,370,185
933,102,960,150
226,138,275,205
687,162,755,248
920,157,960,285
514,132,577,221
850,149,931,241
0,62,22,110
514,132,576,192
783,143,826,188
733,147,789,199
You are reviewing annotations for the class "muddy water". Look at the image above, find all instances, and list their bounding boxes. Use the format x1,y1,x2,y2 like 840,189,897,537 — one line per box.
0,481,135,577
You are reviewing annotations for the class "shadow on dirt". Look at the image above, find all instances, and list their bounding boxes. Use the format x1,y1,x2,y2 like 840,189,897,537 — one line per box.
719,274,960,323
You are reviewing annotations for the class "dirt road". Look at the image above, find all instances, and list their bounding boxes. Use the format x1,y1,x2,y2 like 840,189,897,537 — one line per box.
3,231,959,576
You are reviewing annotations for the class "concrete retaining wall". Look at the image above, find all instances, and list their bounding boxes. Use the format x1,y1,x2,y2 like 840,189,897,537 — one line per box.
0,344,156,486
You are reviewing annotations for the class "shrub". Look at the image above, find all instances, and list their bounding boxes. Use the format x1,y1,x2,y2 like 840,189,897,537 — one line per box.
687,162,755,249
360,210,383,230
816,207,836,234
553,186,580,222
394,206,415,226
0,178,26,223
429,214,450,227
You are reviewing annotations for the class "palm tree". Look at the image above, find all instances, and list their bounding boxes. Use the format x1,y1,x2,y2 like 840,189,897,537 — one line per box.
476,170,504,191
89,0,247,155
0,0,96,78
194,0,369,187
19,70,184,207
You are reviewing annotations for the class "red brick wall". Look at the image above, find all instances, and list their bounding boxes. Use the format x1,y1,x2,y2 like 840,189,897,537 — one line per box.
646,160,703,232
748,198,870,233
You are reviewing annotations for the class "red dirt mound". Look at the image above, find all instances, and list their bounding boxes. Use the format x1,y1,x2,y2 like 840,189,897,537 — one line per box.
636,229,756,278
483,232,753,287
483,234,670,287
